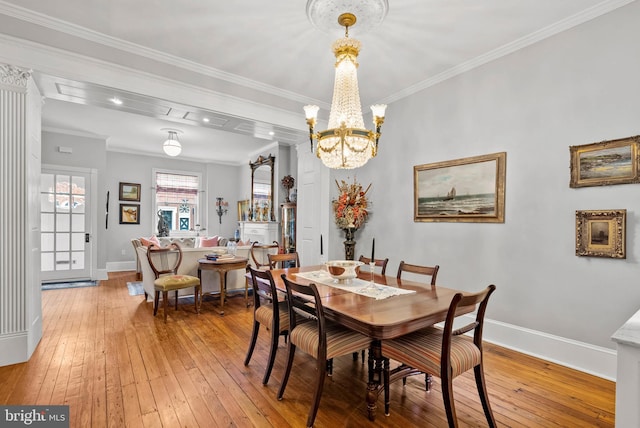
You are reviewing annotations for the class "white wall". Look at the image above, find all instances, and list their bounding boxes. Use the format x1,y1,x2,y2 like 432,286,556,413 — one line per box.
346,2,640,352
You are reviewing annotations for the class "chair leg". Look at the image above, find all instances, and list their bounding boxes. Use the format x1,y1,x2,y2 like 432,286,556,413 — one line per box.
383,358,391,416
163,291,169,323
352,352,358,361
277,343,296,400
244,321,260,367
306,354,328,428
474,364,497,428
362,349,366,363
441,370,458,428
153,291,160,316
262,323,280,385
326,358,333,376
425,373,432,391
195,286,200,314
174,290,179,310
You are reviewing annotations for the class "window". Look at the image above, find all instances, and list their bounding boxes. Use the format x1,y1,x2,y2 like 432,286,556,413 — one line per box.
154,170,202,235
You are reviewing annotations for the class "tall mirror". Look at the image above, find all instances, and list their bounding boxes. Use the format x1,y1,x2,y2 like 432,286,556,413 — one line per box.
250,154,275,221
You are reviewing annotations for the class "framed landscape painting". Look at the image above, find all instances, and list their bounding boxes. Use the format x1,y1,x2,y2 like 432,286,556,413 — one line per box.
119,182,141,202
414,152,506,223
575,209,626,258
570,136,640,188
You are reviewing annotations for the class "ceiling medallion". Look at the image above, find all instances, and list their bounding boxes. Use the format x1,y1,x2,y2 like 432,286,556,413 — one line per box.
306,0,389,34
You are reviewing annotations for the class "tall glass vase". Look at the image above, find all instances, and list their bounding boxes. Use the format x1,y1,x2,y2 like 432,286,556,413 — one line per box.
343,227,357,260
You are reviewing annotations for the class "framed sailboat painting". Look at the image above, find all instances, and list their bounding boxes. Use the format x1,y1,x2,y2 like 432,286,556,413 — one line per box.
413,152,506,223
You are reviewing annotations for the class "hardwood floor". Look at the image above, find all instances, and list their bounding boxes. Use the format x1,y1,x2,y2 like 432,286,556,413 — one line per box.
0,272,614,427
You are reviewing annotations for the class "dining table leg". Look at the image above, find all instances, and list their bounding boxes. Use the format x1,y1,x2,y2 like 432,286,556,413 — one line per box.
366,339,384,420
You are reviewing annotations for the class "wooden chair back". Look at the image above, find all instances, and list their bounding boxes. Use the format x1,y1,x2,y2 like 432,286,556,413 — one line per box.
247,266,279,310
131,238,142,279
146,243,182,278
397,261,439,286
268,252,300,269
358,255,389,275
280,275,326,354
443,284,496,355
250,241,280,269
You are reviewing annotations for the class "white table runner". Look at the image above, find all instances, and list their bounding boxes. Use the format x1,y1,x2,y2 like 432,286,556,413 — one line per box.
294,270,416,300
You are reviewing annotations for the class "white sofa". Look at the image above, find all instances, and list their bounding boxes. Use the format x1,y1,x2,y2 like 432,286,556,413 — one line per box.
136,244,253,300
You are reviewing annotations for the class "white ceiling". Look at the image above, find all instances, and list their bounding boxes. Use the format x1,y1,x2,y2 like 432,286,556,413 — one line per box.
0,0,628,164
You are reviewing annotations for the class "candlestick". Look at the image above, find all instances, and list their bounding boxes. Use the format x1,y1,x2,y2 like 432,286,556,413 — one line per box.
371,237,375,261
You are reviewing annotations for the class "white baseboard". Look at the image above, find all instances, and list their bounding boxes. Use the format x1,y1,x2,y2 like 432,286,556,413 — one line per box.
96,269,109,280
0,332,29,367
468,315,617,381
106,261,136,272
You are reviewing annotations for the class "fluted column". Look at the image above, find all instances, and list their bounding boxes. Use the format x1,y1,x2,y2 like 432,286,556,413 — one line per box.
0,64,42,366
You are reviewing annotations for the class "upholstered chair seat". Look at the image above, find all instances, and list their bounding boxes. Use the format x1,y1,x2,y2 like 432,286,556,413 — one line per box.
382,326,482,379
290,320,372,360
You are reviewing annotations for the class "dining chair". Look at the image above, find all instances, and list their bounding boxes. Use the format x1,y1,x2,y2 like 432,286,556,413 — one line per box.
146,243,201,323
358,255,389,275
381,284,497,428
268,252,300,269
250,241,280,270
278,274,372,428
244,266,289,385
397,261,440,287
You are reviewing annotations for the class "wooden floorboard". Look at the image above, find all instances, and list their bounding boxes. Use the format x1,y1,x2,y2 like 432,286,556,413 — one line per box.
0,271,615,427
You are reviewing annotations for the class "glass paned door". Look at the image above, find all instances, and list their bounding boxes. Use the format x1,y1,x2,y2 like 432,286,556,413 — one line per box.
40,169,91,282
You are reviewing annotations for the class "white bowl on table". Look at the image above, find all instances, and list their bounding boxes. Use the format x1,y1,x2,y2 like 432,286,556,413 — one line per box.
325,260,364,283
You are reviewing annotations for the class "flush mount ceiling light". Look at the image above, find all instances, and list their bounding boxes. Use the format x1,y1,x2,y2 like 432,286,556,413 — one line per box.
161,128,183,157
304,0,388,169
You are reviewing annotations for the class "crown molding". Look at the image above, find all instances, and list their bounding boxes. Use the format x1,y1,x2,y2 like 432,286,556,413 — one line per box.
0,0,324,108
42,126,109,140
379,0,637,105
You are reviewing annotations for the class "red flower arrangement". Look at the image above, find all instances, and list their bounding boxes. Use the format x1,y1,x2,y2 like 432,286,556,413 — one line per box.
332,178,371,229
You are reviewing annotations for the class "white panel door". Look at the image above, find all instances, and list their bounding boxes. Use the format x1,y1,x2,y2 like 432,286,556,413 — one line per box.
296,145,330,266
40,168,92,282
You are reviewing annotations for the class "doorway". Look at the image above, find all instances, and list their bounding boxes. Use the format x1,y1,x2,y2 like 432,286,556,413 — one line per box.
40,167,93,282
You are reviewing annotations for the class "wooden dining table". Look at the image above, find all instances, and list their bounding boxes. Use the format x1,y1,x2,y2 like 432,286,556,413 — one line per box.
269,265,473,421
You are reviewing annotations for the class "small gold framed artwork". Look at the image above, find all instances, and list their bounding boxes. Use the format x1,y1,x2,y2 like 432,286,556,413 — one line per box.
570,136,640,188
575,209,626,258
119,182,141,202
119,204,140,225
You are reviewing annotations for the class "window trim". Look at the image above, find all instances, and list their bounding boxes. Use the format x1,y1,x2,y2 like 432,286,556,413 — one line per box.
152,168,204,236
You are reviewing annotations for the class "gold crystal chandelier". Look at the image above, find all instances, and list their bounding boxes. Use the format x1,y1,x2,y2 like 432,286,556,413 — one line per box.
304,12,386,169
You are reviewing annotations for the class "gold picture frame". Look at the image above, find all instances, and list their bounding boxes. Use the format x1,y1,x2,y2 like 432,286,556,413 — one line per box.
569,136,640,188
237,199,249,221
414,152,506,223
119,182,141,202
575,209,626,258
119,203,140,225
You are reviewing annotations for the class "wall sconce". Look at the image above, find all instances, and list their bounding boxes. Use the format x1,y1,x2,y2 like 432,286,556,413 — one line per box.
215,197,229,224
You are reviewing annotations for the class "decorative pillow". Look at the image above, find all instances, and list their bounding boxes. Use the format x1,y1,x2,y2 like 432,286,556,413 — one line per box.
237,239,251,246
140,235,161,247
200,236,219,247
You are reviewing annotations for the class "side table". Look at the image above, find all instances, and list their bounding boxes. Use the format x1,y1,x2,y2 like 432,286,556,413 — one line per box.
198,256,248,315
